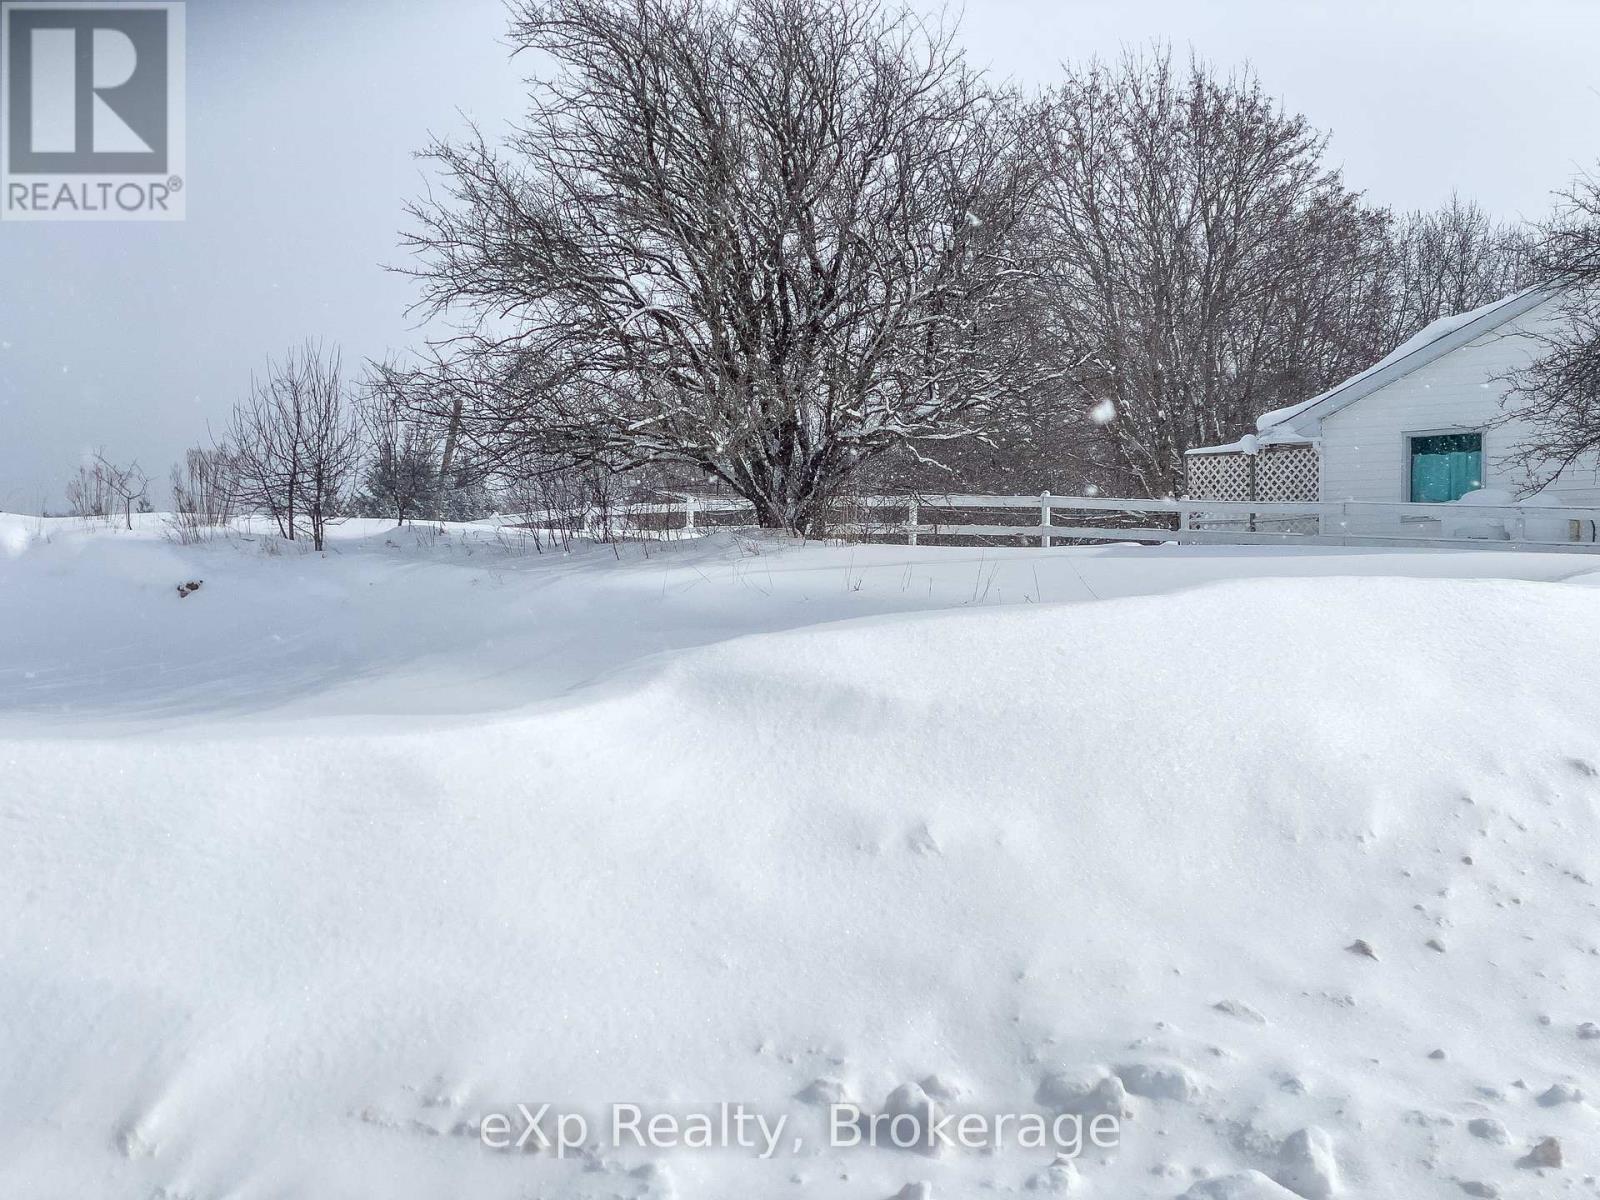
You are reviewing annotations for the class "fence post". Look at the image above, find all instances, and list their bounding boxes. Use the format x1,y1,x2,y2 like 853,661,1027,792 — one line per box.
907,496,919,546
1040,491,1052,549
684,495,696,537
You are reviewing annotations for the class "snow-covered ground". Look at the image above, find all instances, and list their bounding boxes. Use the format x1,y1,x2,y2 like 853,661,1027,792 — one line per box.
4,514,1600,1199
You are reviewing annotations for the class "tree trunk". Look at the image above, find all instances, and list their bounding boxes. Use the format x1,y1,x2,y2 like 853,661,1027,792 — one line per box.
749,493,796,530
440,394,464,476
743,476,827,535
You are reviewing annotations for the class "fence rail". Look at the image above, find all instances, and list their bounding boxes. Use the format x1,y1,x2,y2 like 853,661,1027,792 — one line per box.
509,492,1600,553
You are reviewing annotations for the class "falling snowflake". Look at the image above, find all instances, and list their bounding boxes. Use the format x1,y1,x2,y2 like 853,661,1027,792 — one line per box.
1089,399,1116,425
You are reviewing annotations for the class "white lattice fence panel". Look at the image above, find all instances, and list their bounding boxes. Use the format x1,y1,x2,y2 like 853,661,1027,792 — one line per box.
1255,445,1319,502
1185,453,1251,502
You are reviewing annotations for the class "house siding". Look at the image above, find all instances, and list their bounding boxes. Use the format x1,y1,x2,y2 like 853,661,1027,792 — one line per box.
1317,297,1600,508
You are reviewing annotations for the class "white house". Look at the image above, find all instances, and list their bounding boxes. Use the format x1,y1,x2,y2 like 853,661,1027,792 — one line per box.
1185,287,1600,521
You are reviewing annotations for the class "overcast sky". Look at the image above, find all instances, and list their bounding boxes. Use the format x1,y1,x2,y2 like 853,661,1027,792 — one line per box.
2,0,1598,511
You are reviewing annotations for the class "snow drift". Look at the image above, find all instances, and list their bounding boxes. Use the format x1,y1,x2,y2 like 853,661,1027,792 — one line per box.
2,522,1599,1198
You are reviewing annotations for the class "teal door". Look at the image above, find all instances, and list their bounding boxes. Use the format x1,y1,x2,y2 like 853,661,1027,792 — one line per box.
1409,433,1483,502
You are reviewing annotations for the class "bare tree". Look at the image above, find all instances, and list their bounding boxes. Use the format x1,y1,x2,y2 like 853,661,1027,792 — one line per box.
167,446,236,543
1387,193,1535,342
401,0,1037,533
355,366,443,525
65,460,115,523
225,342,361,550
1029,50,1389,497
865,60,1537,503
66,451,148,529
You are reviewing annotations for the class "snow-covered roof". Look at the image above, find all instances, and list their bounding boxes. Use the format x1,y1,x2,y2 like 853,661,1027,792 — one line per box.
1254,285,1559,436
1184,287,1559,458
1185,429,1313,456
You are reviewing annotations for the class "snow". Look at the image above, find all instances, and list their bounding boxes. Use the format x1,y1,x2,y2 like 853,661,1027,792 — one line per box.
1184,429,1312,456
4,515,1600,1198
1441,488,1580,542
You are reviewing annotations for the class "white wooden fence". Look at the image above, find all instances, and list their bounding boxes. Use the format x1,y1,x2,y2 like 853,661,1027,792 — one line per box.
532,492,1600,553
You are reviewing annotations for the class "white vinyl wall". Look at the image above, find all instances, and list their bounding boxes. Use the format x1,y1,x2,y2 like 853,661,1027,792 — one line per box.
1315,296,1600,506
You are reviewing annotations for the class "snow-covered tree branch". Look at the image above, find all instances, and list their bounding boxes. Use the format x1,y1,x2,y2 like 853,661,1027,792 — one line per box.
400,0,1038,532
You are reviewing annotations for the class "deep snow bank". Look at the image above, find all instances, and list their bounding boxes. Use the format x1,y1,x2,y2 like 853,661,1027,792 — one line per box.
2,527,1599,1198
